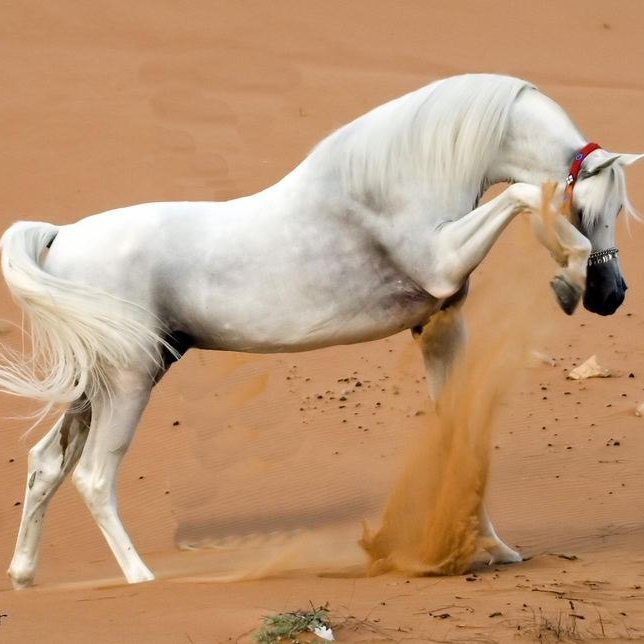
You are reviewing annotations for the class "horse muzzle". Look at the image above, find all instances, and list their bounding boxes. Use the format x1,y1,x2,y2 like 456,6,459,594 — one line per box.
583,251,627,316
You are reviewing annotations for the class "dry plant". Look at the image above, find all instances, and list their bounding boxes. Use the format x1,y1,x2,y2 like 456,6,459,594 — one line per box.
254,604,332,643
514,606,642,642
526,609,581,641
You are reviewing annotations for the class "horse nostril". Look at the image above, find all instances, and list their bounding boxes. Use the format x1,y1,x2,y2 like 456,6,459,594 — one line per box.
609,290,626,312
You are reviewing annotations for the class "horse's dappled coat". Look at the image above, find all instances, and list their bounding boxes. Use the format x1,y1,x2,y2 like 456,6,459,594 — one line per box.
0,73,641,587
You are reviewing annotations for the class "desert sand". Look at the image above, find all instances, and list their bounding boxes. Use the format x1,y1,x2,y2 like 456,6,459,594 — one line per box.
1,1,644,642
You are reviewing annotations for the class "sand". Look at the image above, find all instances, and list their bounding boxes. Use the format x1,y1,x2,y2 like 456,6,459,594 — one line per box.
1,1,644,641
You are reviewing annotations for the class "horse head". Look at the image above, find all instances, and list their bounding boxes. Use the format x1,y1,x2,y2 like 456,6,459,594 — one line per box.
569,149,644,315
498,85,643,316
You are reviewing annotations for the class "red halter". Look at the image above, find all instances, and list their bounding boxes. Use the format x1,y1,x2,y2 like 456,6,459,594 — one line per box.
564,142,602,200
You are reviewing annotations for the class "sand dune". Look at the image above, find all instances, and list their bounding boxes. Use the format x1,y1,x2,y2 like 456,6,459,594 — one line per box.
1,2,644,641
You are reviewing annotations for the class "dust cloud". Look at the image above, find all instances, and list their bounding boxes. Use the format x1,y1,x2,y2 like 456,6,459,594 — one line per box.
359,298,535,575
360,185,563,576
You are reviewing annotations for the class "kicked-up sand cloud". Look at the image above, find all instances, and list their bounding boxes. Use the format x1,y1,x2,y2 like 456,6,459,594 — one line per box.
360,185,564,576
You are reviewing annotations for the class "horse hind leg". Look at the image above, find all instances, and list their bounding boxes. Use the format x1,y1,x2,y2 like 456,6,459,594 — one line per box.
71,369,155,584
8,404,90,589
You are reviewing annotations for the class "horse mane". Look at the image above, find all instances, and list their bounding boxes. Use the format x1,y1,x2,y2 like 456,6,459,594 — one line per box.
310,73,533,213
581,164,641,231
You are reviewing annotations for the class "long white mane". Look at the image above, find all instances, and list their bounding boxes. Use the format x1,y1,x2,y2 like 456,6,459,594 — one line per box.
311,73,533,213
582,164,640,229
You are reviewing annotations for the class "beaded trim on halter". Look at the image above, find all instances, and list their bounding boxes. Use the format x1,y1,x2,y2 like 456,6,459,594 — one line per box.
588,247,619,267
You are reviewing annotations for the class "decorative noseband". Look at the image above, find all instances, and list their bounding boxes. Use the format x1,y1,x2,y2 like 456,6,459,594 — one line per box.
588,247,619,267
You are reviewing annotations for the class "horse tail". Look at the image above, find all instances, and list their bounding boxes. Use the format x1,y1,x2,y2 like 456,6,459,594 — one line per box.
0,220,170,418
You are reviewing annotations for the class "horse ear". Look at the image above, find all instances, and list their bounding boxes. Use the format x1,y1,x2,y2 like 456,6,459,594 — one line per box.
583,150,644,175
615,152,644,167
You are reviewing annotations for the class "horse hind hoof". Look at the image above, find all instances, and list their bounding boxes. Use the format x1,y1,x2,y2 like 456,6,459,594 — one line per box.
7,567,35,590
551,275,582,315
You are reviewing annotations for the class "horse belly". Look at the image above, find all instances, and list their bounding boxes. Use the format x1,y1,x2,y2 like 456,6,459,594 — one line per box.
158,221,442,352
176,279,440,353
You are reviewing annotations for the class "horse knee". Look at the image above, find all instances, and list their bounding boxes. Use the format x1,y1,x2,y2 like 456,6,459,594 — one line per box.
506,182,542,210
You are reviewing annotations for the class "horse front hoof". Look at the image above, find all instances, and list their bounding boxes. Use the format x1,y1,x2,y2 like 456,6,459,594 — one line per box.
551,275,582,315
487,546,523,566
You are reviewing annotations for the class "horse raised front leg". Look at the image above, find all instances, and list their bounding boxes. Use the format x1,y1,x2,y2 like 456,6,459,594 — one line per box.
502,182,591,314
527,196,592,315
8,406,90,589
71,369,155,585
433,183,590,314
413,304,522,565
430,183,541,295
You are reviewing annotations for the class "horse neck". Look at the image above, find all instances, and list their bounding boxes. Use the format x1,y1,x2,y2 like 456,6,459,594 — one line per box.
306,77,523,219
488,88,586,187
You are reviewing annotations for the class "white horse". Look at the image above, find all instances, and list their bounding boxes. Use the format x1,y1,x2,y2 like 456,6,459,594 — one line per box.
1,74,641,588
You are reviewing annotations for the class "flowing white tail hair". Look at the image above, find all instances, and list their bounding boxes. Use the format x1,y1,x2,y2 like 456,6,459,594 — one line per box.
0,221,172,423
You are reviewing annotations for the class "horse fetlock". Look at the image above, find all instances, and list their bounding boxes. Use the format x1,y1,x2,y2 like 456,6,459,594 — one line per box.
8,556,36,590
565,263,588,291
8,573,35,591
